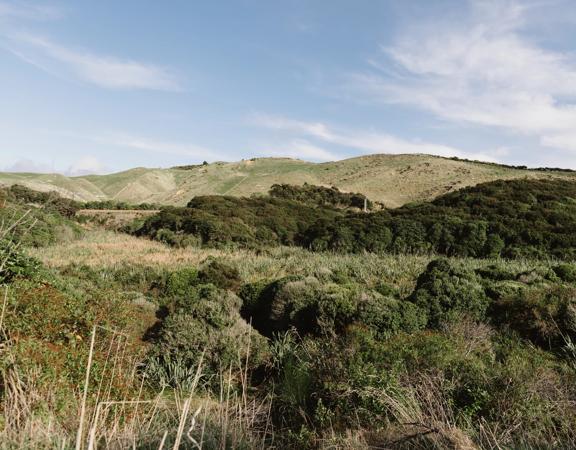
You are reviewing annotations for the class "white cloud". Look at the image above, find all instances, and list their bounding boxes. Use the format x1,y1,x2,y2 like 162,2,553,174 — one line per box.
4,158,54,173
541,133,576,152
349,0,576,154
264,139,341,162
250,113,500,162
67,156,105,176
81,132,229,161
2,32,181,91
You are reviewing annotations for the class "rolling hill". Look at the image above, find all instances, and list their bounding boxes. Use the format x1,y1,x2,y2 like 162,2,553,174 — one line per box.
1,154,574,207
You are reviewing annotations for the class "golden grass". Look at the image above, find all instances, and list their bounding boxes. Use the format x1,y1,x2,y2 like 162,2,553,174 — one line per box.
30,230,434,293
30,229,557,298
4,154,575,207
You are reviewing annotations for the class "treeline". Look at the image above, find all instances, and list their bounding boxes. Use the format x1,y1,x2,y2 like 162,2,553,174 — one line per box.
449,156,576,173
135,195,341,248
135,179,576,259
306,179,576,259
1,184,160,215
81,200,160,210
269,183,374,210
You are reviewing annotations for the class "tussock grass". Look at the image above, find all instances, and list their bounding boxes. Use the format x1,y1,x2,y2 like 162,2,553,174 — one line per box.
31,229,560,291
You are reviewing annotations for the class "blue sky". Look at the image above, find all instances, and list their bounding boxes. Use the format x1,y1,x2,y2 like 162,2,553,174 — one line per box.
1,0,576,174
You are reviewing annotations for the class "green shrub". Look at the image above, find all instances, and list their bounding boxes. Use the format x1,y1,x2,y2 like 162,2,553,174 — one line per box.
357,293,427,337
484,280,527,301
265,277,367,336
490,285,576,348
163,267,199,298
410,259,490,328
198,260,242,292
147,285,269,388
476,264,517,281
239,280,270,318
553,263,576,283
0,242,42,284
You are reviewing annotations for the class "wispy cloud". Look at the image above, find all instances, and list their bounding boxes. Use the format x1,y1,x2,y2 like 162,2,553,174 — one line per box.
4,155,106,175
0,1,62,21
77,132,229,161
250,113,500,162
260,139,341,162
2,32,181,90
349,0,576,154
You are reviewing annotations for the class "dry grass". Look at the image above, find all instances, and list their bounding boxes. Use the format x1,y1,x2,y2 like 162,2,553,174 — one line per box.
0,317,273,449
3,154,575,207
30,229,560,296
29,230,434,293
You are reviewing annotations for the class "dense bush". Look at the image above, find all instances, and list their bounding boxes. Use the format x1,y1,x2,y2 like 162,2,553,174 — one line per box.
135,195,341,248
356,293,427,337
489,285,576,349
410,259,490,328
5,184,80,218
146,283,269,388
269,183,373,210
134,179,576,259
163,267,199,299
306,179,576,258
0,188,83,247
198,260,242,292
553,263,576,283
82,200,160,210
241,275,427,339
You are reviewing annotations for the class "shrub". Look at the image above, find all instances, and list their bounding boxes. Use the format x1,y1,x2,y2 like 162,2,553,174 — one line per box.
553,263,576,283
239,280,270,318
410,259,490,328
0,242,42,284
489,285,576,349
198,260,242,292
356,293,427,337
476,264,517,282
147,285,269,388
163,267,199,298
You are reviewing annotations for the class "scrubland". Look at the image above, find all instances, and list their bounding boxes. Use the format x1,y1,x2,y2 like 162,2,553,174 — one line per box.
2,180,576,449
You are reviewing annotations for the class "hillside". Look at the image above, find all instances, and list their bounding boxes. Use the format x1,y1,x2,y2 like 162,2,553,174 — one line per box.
1,154,574,207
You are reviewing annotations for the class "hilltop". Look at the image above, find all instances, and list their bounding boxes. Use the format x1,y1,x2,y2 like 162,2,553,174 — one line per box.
1,154,574,207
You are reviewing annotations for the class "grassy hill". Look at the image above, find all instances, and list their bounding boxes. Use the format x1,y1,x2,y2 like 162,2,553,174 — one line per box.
1,154,575,207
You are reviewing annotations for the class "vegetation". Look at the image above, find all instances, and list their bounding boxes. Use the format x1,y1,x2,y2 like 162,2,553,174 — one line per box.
3,179,576,448
269,183,375,210
135,195,341,248
81,200,160,210
135,178,576,260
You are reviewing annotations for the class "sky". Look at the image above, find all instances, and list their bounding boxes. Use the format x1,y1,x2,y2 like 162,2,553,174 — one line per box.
1,0,576,174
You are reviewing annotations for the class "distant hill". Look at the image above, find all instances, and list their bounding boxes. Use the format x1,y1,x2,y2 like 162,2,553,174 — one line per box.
1,154,574,207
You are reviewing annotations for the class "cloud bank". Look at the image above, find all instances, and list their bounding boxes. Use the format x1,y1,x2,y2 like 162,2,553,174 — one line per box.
250,113,500,162
350,0,576,155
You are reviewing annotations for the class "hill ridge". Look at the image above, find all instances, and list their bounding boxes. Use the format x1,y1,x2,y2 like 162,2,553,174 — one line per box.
1,154,574,207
